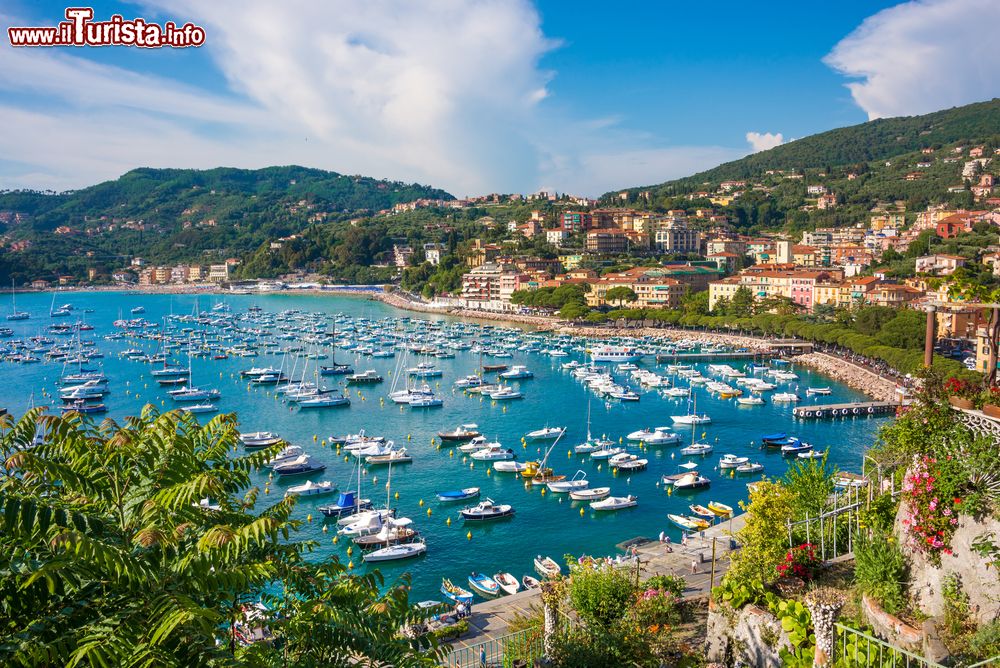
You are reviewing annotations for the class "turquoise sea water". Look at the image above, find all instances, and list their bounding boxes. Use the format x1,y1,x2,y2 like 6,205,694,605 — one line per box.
1,291,886,601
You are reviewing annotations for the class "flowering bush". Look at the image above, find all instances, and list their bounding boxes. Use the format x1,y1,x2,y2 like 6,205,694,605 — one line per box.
776,543,820,581
901,455,967,561
976,385,1000,409
631,586,683,631
945,376,976,400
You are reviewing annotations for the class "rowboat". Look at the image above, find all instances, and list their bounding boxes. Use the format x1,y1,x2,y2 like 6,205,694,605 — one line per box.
494,572,521,596
689,504,715,518
590,495,637,511
364,541,426,562
707,501,734,516
569,486,610,501
806,387,831,395
521,575,541,590
534,555,561,578
468,572,501,597
441,578,474,604
667,514,701,531
436,487,481,502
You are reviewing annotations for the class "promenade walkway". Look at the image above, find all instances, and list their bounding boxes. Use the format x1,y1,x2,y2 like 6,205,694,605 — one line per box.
446,513,745,655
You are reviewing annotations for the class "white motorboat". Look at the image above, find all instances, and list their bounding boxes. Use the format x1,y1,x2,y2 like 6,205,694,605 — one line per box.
460,498,515,520
673,471,711,490
680,442,714,456
179,403,218,414
488,385,523,400
470,445,515,461
492,460,528,473
806,387,831,396
546,470,588,493
590,446,625,460
772,393,800,403
335,507,393,527
662,387,690,398
273,455,326,477
590,495,638,511
569,486,610,501
670,413,711,425
718,453,749,469
590,345,640,362
735,462,765,474
525,426,565,440
736,396,765,406
611,454,648,471
626,427,680,445
240,431,282,448
499,365,533,380
364,541,427,562
285,480,336,497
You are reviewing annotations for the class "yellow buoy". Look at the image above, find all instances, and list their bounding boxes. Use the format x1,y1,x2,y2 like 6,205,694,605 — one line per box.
487,468,492,476
394,491,399,500
322,524,328,532
667,487,673,496
446,517,451,526
580,507,585,516
427,508,432,516
346,546,353,556
348,560,354,569
313,434,318,441
332,536,339,544
419,499,424,507
467,531,472,540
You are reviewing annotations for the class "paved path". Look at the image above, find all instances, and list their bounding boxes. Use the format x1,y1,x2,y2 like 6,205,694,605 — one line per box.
446,513,746,657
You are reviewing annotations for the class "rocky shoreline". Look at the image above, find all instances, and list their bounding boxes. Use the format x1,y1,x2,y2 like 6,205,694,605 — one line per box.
791,352,903,402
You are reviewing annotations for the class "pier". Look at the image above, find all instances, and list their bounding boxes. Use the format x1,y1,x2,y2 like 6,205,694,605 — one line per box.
445,514,745,661
654,351,773,363
792,401,897,420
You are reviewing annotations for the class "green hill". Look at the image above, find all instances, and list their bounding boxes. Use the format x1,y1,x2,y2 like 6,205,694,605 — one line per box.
0,166,452,283
613,98,1000,196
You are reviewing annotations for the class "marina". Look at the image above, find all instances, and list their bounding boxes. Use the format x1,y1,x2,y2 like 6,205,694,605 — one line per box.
792,401,898,419
0,290,886,601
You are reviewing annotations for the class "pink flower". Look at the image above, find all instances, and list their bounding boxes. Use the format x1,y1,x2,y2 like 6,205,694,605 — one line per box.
950,518,958,525
943,508,952,517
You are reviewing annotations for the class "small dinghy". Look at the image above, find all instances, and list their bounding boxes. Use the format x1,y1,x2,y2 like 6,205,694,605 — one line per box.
364,541,426,562
689,504,715,518
468,572,501,597
533,555,561,578
570,486,610,501
492,460,528,473
735,461,764,474
707,501,734,516
460,498,515,521
436,487,481,502
521,575,541,590
590,495,638,511
493,572,521,596
805,387,831,396
441,578,474,604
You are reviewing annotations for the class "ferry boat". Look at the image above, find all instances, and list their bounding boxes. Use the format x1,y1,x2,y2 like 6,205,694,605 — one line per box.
590,345,640,362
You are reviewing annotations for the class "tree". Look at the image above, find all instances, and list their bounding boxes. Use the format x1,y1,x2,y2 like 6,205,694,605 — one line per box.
0,408,443,667
728,286,756,317
727,480,797,586
604,286,637,308
783,452,837,522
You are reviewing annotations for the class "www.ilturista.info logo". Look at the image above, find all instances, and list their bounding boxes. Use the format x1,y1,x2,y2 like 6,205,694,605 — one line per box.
8,7,205,48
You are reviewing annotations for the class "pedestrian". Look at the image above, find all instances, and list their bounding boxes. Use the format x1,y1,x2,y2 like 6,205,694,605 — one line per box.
658,530,665,544
691,560,698,574
681,533,688,547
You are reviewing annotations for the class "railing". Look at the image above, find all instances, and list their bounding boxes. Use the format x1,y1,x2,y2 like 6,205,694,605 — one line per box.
445,625,545,668
836,623,945,668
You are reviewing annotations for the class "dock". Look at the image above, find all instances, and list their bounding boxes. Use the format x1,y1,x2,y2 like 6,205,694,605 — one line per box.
445,514,745,662
655,351,773,363
792,401,897,420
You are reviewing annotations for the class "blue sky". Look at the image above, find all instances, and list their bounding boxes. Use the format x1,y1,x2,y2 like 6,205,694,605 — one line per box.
1,0,998,196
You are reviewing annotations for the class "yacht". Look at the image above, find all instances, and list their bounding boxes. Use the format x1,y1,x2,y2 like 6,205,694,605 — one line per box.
626,427,680,445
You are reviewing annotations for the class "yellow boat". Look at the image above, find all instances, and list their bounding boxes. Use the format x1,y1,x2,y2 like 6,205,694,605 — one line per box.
687,516,711,530
520,461,542,478
719,390,742,398
707,501,733,516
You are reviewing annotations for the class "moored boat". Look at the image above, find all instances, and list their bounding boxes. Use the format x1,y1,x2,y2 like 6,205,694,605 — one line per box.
436,487,480,502
569,486,610,501
589,494,637,511
364,541,426,562
533,555,561,578
468,572,501,597
460,498,515,521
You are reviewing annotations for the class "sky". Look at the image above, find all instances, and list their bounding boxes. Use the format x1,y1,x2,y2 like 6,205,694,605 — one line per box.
1,0,999,197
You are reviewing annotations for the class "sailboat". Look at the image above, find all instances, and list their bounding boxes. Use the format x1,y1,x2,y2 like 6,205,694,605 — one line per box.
6,281,28,321
320,318,353,375
169,335,222,402
319,457,373,518
670,389,711,425
527,429,567,485
573,401,614,453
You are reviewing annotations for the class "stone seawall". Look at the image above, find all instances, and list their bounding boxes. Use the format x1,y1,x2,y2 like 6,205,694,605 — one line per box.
790,353,902,402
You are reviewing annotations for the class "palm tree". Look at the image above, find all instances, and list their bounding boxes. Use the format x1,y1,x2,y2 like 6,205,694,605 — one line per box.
0,407,444,667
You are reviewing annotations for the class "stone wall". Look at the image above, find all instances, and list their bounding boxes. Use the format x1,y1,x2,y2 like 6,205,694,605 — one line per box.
860,594,949,662
705,600,792,668
895,499,1000,624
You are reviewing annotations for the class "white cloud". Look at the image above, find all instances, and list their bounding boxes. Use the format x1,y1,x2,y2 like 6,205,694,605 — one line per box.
0,2,750,196
746,131,785,152
825,0,1000,120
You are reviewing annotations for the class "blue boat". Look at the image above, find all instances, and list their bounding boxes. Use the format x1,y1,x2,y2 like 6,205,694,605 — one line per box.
468,572,501,597
760,432,787,445
441,578,474,604
763,435,799,448
435,487,480,502
318,491,372,518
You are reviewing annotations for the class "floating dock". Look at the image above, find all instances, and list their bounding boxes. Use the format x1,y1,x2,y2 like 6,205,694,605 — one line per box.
654,351,774,363
793,401,897,420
